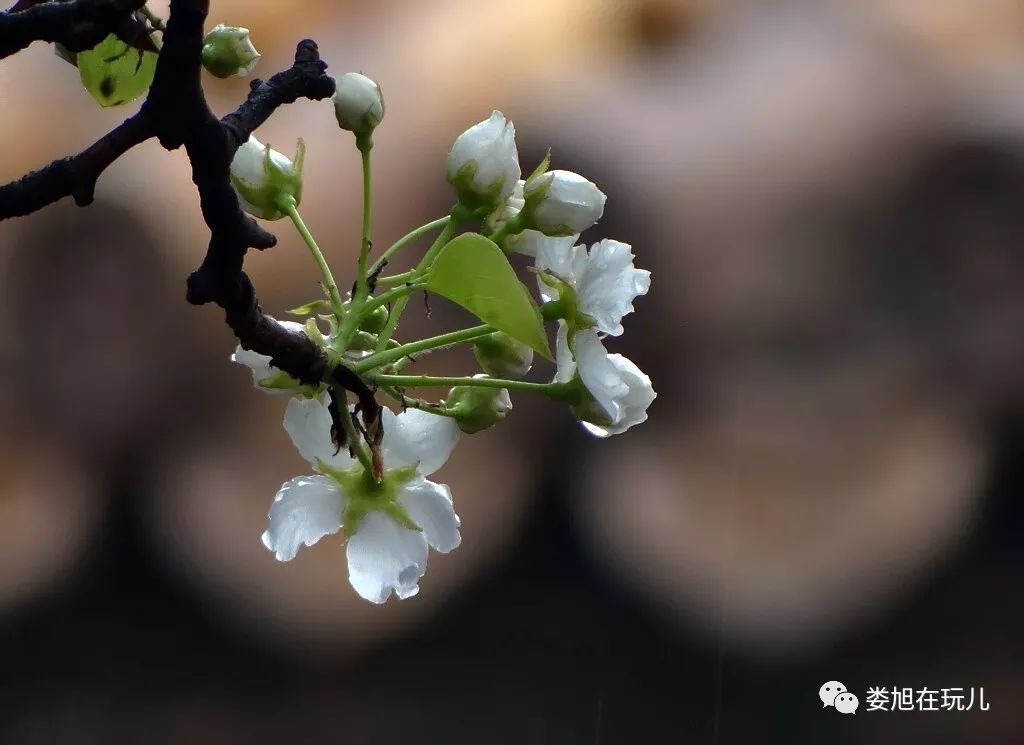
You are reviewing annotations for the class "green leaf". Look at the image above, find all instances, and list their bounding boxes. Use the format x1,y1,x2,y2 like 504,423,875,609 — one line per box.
287,299,331,316
427,233,552,360
78,33,157,107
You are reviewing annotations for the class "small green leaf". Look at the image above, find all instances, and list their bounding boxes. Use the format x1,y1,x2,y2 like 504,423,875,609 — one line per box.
78,34,157,107
427,233,552,360
287,299,331,316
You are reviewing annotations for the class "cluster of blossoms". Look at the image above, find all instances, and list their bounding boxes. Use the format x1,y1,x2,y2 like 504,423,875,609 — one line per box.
222,57,654,602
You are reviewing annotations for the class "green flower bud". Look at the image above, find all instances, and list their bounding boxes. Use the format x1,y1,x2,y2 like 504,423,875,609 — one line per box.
446,380,512,434
201,24,260,79
229,135,305,220
333,73,385,136
472,331,533,378
360,303,390,334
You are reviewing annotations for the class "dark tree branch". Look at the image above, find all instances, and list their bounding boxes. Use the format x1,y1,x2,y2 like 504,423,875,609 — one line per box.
0,0,379,431
0,0,145,58
0,112,149,216
221,40,335,146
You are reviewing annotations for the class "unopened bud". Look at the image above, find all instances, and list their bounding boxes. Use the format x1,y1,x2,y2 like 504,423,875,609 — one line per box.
229,135,305,220
473,331,533,378
446,380,512,434
202,24,260,78
333,73,385,136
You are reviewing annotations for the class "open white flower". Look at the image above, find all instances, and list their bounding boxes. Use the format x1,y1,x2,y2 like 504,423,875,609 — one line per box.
447,111,521,207
231,320,308,394
536,237,651,336
262,396,462,603
523,169,606,236
556,323,655,437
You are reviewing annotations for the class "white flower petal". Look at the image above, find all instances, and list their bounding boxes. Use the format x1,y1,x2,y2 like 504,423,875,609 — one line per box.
380,407,460,476
231,320,305,393
581,353,656,437
574,330,655,436
532,234,584,304
261,475,345,561
576,239,650,336
346,512,429,603
554,320,576,384
574,330,631,420
399,478,461,553
283,396,356,471
230,136,269,186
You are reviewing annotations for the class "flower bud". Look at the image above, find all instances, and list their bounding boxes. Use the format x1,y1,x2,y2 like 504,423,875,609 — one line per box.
360,304,390,334
342,299,389,334
229,135,305,220
201,24,260,79
472,331,533,378
523,170,606,236
333,73,385,136
446,111,521,210
446,380,512,434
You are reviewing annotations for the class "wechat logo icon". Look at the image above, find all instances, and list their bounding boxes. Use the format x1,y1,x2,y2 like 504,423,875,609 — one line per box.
820,681,859,714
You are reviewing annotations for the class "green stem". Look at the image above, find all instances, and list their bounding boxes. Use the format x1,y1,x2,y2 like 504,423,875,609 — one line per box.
361,281,428,315
373,212,459,352
373,269,418,288
336,136,376,349
355,139,374,303
354,324,493,373
378,385,457,418
281,198,345,318
370,216,450,276
370,373,569,397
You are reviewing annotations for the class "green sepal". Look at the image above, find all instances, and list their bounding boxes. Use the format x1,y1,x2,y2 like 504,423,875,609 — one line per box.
524,150,551,189
449,161,509,213
257,371,322,397
303,317,326,347
317,460,421,536
287,299,332,316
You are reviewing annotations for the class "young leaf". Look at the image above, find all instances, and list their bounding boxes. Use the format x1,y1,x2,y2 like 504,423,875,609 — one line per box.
287,299,331,316
78,34,158,107
426,233,552,360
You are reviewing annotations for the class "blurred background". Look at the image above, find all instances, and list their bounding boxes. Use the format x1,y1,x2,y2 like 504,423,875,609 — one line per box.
1,0,1023,742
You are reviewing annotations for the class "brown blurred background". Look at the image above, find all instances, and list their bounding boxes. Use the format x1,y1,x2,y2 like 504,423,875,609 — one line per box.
1,0,1023,742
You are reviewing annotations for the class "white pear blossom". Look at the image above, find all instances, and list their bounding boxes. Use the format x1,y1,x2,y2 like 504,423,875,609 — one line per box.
262,396,462,603
447,111,521,206
536,237,650,337
229,135,304,220
201,24,260,78
333,73,384,135
231,320,309,394
523,170,606,236
556,323,655,437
